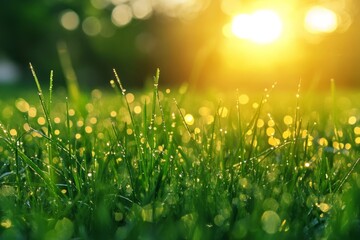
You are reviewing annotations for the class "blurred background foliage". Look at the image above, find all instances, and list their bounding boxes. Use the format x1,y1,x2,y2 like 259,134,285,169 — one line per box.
0,0,360,90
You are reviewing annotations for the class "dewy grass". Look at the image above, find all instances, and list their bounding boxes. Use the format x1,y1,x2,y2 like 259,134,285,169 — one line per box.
1,66,360,239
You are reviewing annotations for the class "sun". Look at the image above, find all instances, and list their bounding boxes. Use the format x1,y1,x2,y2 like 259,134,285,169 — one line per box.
231,9,283,44
304,6,338,34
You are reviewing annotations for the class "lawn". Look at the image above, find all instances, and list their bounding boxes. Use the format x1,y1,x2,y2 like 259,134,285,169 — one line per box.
1,68,360,239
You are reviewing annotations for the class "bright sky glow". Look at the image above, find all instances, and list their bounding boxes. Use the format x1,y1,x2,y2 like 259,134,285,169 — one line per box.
304,6,338,33
231,10,283,44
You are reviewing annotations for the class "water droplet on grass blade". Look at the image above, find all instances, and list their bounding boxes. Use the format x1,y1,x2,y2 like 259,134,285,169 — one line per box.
0,219,12,228
317,203,331,213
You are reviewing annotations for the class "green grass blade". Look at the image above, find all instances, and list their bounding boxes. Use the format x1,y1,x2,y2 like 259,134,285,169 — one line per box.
57,41,80,103
334,157,360,194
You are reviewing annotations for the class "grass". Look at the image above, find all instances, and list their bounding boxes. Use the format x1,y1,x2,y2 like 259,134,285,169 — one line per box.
1,67,360,239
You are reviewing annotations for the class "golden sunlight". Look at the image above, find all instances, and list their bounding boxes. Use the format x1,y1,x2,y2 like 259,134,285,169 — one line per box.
304,6,338,34
231,10,283,44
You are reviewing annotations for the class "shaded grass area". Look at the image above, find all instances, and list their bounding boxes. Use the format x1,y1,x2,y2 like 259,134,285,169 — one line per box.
1,71,360,239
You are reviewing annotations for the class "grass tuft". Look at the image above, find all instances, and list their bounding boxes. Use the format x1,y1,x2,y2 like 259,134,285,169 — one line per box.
0,69,360,239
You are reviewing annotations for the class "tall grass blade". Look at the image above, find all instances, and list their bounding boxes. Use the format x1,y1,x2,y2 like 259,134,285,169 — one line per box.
29,63,55,179
330,78,340,141
334,157,360,194
29,63,53,134
57,41,80,103
112,69,142,159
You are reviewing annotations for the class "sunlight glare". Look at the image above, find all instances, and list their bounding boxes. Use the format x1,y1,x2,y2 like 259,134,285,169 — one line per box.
231,10,283,44
304,6,338,33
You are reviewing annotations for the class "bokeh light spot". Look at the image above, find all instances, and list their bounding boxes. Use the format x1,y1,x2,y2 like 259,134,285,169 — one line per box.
268,136,280,147
68,109,76,116
134,106,142,114
132,0,153,19
37,117,46,126
82,17,102,36
127,129,133,135
318,138,328,146
348,116,357,125
239,94,249,105
77,120,84,127
28,107,37,118
268,119,275,127
75,133,82,139
126,93,135,103
85,126,93,134
89,117,98,125
257,119,264,128
345,143,351,150
266,127,275,136
91,0,110,10
261,210,281,234
112,4,133,27
23,123,31,132
10,129,17,137
54,117,61,124
60,10,80,31
110,111,117,117
282,129,291,139
354,127,360,135
283,115,293,125
15,98,30,112
184,114,195,125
